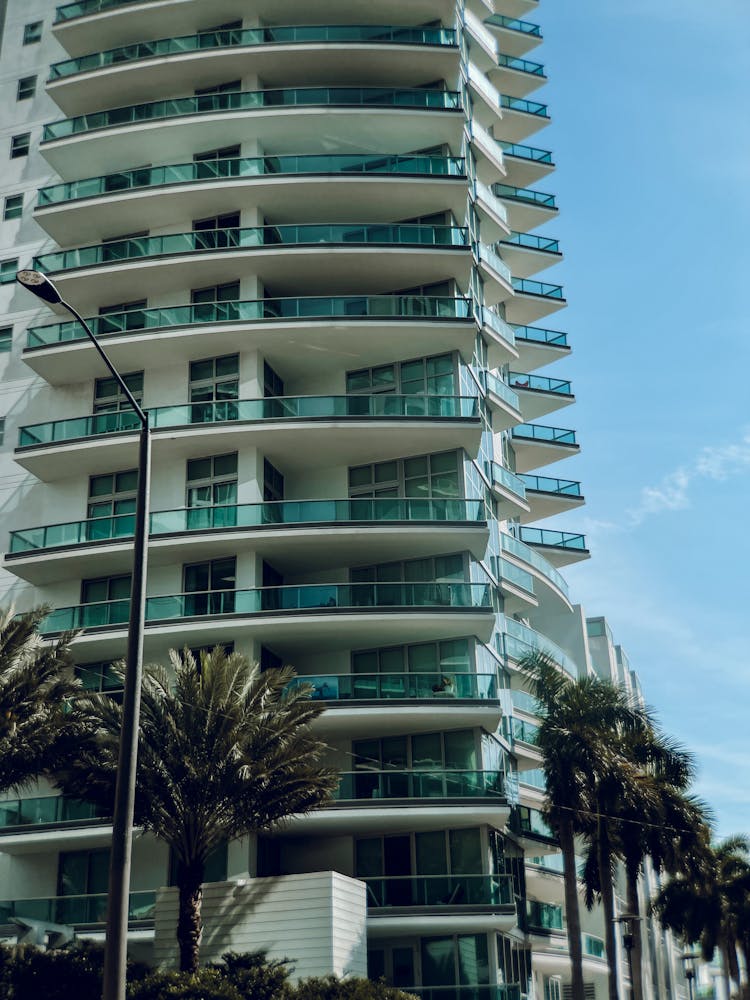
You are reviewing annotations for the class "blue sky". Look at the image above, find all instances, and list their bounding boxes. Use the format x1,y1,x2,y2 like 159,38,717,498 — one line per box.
532,0,750,838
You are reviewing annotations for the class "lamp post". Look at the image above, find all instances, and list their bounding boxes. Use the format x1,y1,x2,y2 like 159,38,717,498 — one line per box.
16,269,150,1000
615,913,640,1000
681,952,699,1000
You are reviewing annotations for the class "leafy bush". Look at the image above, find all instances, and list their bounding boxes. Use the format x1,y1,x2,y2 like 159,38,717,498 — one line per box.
128,968,244,1000
0,940,148,1000
292,977,418,1000
218,951,292,1000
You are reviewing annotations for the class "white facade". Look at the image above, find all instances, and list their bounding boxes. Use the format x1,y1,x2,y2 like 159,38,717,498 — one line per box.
0,2,686,999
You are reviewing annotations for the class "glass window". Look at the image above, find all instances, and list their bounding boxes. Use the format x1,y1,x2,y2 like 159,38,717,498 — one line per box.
16,76,36,101
0,259,18,283
449,828,482,874
421,938,455,987
0,418,5,445
263,361,284,398
75,661,123,697
415,831,444,875
355,838,382,878
0,327,11,353
93,371,143,413
10,134,30,159
346,353,454,396
23,21,42,44
191,281,239,304
349,451,459,499
98,300,147,334
3,195,23,220
263,458,284,502
444,730,476,769
88,469,138,518
189,354,239,405
186,452,238,507
82,575,131,604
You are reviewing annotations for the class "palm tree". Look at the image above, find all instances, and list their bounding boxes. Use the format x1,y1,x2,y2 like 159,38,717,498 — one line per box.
57,647,339,972
520,651,660,1000
652,836,750,1000
0,605,81,793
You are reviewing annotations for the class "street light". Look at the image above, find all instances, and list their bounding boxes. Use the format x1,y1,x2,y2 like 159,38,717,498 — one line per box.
16,269,150,1000
681,951,699,1000
615,913,640,1000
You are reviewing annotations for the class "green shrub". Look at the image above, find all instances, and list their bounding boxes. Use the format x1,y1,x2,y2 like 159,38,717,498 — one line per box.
217,951,292,1000
0,940,148,1000
292,976,418,1000
127,967,243,1000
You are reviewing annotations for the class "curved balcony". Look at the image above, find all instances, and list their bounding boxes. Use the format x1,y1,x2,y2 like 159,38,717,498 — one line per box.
484,15,542,58
32,223,470,304
37,582,495,668
517,474,585,522
496,96,550,144
51,0,459,59
482,371,522,429
498,142,555,188
498,232,562,279
24,294,475,386
335,769,505,803
512,324,570,370
500,531,571,610
16,395,481,481
6,498,489,585
498,616,578,679
489,462,530,517
511,423,579,472
508,371,574,420
476,244,514,307
493,184,557,232
480,307,519,368
518,526,590,568
290,671,498,702
487,52,546,101
507,279,566,326
40,87,464,177
47,26,459,116
35,153,467,245
0,795,102,833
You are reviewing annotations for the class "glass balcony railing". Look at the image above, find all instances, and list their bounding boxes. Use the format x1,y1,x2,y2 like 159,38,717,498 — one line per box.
34,223,468,274
497,615,578,679
19,395,479,448
528,854,565,875
498,558,534,595
518,527,588,551
511,717,540,746
38,582,493,635
49,26,457,78
498,142,553,165
511,278,564,299
500,532,570,599
518,474,582,498
486,15,542,37
482,371,520,410
0,892,156,926
42,87,462,141
481,308,516,347
27,295,471,348
511,688,541,715
496,53,544,77
518,768,545,789
526,899,564,932
364,873,514,908
287,671,498,702
410,986,522,1000
490,463,527,501
9,498,485,554
508,372,572,395
503,232,559,253
477,243,512,285
500,95,548,119
511,325,568,349
38,154,466,207
0,795,103,829
584,934,605,959
335,769,505,801
511,423,577,445
493,184,556,208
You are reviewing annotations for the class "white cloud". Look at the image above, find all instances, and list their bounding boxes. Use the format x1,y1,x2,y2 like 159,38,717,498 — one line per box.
625,428,750,526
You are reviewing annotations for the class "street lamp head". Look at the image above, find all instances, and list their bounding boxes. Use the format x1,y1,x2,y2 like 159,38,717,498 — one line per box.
16,269,62,305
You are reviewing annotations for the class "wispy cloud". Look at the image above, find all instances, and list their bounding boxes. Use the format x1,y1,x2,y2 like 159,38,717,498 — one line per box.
626,429,750,526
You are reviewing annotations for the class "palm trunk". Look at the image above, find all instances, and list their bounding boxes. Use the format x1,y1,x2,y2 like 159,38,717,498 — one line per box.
596,824,619,1000
625,867,644,1000
559,815,585,1000
724,942,741,999
177,864,204,973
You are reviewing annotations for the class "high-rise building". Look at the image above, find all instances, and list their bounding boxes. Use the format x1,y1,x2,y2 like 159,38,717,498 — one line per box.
0,2,686,999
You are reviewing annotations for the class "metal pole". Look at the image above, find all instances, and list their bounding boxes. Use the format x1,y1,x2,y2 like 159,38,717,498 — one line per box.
57,300,150,1000
686,972,695,1000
